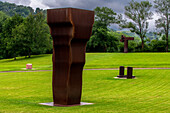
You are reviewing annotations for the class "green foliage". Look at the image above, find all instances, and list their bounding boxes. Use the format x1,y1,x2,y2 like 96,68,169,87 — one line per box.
119,0,153,49
12,13,52,58
0,14,24,59
87,7,118,52
94,7,117,29
87,24,142,52
87,28,119,52
154,0,169,52
0,11,9,33
0,12,52,59
0,1,34,17
149,40,166,52
0,11,9,58
135,42,151,52
0,1,47,17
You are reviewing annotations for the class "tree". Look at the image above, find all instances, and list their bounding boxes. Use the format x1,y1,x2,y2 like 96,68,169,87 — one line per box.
94,7,117,29
149,39,166,52
0,11,9,58
87,7,118,52
87,28,119,52
119,0,153,49
12,13,51,58
1,14,23,59
154,0,169,52
0,1,34,17
0,11,9,33
92,7,117,35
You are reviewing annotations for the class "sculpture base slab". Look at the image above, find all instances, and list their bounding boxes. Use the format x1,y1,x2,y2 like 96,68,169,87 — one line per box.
115,75,136,79
39,102,94,107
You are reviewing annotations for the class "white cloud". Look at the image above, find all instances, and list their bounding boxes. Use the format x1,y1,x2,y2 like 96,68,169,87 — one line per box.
148,13,159,30
29,0,49,10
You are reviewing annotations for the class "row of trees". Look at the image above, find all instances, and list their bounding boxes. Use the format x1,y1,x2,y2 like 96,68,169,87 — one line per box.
87,27,168,52
0,12,52,59
0,0,169,59
0,1,46,17
87,0,169,52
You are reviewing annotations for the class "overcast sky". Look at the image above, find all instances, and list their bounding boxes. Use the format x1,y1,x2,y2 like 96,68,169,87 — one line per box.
0,0,158,30
0,0,155,12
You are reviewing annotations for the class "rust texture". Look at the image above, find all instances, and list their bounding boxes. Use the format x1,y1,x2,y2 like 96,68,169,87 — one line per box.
47,8,94,106
120,35,134,53
117,66,125,77
127,67,133,79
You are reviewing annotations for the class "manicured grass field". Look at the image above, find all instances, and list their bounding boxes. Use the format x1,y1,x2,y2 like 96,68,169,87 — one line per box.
86,52,170,68
0,69,169,113
0,54,52,71
0,53,170,71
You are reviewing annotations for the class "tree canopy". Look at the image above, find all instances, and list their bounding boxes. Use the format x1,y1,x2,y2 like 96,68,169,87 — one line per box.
0,13,52,59
119,0,153,49
87,7,119,52
154,0,169,52
94,7,117,29
0,1,46,17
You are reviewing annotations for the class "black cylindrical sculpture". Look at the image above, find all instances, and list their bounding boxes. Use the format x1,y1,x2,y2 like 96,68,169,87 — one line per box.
117,66,125,77
127,67,133,79
47,8,94,106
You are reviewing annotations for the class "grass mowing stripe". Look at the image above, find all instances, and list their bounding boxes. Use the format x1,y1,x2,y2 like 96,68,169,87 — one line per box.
0,53,170,71
1,69,169,112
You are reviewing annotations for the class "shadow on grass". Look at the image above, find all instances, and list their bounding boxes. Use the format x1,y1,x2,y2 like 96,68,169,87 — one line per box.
0,54,51,63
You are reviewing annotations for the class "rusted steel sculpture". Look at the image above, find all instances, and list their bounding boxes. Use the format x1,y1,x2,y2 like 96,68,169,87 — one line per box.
127,67,133,79
117,66,135,79
47,8,94,106
117,66,125,77
120,35,134,53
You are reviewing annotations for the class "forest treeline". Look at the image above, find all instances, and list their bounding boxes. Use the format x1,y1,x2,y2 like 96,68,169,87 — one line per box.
0,1,46,17
0,0,169,59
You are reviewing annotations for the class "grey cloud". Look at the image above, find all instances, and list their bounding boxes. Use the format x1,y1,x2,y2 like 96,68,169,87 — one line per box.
41,0,153,13
0,0,154,13
41,0,128,13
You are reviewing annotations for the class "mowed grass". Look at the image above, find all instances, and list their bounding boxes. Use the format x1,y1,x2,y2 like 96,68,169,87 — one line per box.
0,52,170,71
0,69,169,113
85,52,170,68
0,54,52,71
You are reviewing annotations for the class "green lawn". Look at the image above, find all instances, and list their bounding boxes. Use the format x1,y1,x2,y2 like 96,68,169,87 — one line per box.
0,54,52,71
0,53,170,71
85,52,170,68
0,69,169,113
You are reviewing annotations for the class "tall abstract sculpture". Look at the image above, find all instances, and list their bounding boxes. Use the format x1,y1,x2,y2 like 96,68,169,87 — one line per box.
47,8,94,106
120,35,134,53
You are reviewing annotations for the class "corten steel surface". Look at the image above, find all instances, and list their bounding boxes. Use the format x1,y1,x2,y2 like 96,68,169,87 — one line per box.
117,66,125,77
127,67,133,79
120,35,134,53
47,8,94,106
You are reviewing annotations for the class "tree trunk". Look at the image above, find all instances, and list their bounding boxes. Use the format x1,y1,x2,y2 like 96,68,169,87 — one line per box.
28,48,31,58
104,45,107,52
29,52,31,58
166,33,169,52
141,38,144,50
